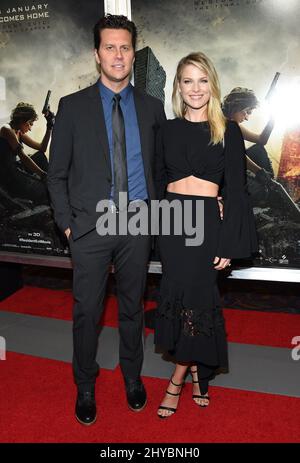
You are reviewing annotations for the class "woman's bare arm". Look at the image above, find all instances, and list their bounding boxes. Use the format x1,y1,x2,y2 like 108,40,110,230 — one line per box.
21,128,51,153
1,125,46,177
16,145,46,177
239,118,274,145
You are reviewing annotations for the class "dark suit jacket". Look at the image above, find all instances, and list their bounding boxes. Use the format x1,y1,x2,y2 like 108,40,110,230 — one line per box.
47,81,166,240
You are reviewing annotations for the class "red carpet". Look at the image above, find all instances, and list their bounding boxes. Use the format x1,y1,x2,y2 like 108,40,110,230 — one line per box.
0,286,157,330
0,286,299,347
0,352,299,443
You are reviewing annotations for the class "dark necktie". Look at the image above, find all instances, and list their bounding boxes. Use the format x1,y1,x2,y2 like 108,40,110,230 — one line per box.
112,94,128,209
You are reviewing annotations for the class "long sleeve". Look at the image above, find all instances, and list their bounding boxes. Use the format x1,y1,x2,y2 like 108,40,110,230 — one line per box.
216,121,258,259
155,124,168,200
153,98,167,201
47,97,73,233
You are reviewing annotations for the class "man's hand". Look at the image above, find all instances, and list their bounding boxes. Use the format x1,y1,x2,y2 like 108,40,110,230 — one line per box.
217,196,224,220
65,228,71,240
213,256,231,270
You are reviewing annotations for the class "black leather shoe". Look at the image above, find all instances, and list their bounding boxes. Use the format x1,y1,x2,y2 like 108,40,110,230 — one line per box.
75,390,97,426
125,378,147,412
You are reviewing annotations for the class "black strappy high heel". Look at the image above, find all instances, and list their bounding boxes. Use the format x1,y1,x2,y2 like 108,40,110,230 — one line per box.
157,376,185,419
190,367,210,407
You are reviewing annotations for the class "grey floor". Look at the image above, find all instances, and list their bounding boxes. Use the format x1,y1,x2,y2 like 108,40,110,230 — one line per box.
1,310,299,398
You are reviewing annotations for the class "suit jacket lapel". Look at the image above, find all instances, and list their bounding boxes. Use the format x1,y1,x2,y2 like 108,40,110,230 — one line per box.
88,82,112,177
133,88,150,177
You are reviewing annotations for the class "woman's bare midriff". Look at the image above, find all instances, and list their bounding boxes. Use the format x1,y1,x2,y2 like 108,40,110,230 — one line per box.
167,175,219,197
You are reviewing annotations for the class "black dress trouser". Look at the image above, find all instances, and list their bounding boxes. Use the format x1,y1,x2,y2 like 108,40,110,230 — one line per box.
69,215,151,392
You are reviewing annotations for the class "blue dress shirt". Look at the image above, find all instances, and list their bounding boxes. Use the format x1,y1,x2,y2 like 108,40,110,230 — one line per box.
98,81,148,201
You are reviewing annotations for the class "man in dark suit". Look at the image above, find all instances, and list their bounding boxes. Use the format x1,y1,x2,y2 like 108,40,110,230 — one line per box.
47,14,166,425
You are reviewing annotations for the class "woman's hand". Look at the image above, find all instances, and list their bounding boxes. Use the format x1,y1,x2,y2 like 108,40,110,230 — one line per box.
213,256,231,270
44,110,55,130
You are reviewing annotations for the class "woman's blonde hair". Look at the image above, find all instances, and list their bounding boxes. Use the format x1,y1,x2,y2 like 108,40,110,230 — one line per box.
172,52,226,145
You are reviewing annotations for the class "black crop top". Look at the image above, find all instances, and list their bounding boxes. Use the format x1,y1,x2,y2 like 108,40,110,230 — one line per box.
157,118,224,186
155,118,258,259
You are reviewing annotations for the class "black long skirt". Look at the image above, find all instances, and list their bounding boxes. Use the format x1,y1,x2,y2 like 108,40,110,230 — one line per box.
154,192,228,381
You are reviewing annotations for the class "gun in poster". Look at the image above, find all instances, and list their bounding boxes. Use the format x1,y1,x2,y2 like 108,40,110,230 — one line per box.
248,73,300,263
42,90,55,130
222,72,300,264
265,72,280,102
260,73,300,223
42,90,51,114
0,96,66,255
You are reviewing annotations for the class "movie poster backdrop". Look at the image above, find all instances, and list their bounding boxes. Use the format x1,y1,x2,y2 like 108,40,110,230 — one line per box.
0,0,103,255
1,0,300,269
132,0,300,268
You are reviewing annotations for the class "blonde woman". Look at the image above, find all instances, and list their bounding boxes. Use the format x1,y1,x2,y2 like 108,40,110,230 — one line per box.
155,52,258,418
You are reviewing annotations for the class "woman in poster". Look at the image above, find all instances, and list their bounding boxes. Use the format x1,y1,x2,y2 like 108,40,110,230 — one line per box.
222,87,275,181
154,52,258,418
0,102,53,205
